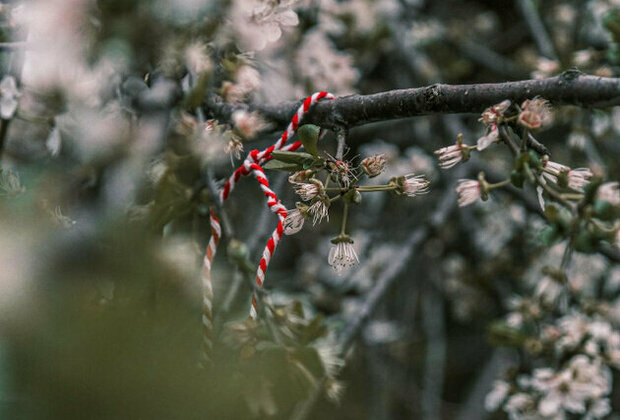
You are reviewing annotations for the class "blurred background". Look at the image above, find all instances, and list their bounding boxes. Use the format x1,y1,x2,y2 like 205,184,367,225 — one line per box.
0,0,618,419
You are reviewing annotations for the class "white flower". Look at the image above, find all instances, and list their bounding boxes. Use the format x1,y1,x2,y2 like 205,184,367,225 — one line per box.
597,182,620,206
294,181,322,201
532,356,612,419
533,368,589,416
307,198,329,225
476,125,500,151
584,398,611,420
402,173,430,196
283,205,306,235
504,393,536,420
541,159,592,192
455,179,481,207
485,380,510,411
434,140,469,169
0,75,20,119
328,239,359,273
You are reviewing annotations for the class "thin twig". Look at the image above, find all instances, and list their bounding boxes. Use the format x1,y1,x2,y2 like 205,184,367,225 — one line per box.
515,0,558,61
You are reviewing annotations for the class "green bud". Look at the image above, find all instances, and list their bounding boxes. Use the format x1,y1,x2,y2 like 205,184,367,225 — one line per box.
510,170,524,188
297,124,321,157
344,189,362,205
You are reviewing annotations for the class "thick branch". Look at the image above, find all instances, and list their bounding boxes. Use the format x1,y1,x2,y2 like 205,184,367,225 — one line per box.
207,73,620,130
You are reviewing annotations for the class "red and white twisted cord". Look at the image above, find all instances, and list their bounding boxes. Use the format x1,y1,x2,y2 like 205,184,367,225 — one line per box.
207,91,335,323
200,207,221,366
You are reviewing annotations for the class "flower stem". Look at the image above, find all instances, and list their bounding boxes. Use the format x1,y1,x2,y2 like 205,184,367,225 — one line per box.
487,179,511,189
340,201,349,236
356,185,398,192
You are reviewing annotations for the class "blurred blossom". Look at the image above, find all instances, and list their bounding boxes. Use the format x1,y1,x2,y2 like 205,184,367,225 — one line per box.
363,320,403,344
484,380,510,411
232,110,269,139
531,57,560,79
567,131,588,150
455,179,481,207
184,42,213,75
295,30,359,95
45,127,62,157
597,181,620,205
0,169,25,197
222,65,261,103
0,75,20,119
229,0,300,52
518,98,552,130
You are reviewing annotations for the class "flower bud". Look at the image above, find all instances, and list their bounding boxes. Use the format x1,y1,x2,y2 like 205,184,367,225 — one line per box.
360,154,387,178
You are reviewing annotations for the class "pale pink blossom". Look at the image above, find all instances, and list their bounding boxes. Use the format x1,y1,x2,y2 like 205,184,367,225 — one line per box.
402,174,430,197
518,98,552,129
597,182,620,206
477,125,500,151
542,159,592,192
360,154,387,178
480,100,511,126
434,140,469,169
229,0,300,51
455,179,481,207
232,110,269,139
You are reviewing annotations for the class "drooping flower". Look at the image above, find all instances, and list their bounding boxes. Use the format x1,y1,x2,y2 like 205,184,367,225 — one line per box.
455,179,481,207
360,154,386,178
518,98,552,129
0,75,20,119
328,236,359,273
307,197,330,225
476,125,500,151
283,203,309,235
401,173,430,197
294,180,323,201
597,182,620,206
434,137,470,169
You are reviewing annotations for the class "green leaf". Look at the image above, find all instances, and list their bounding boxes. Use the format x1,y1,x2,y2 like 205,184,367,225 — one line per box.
263,159,303,172
297,124,320,157
270,150,316,164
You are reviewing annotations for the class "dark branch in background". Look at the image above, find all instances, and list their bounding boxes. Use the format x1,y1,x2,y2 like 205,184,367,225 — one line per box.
515,0,558,61
207,73,620,131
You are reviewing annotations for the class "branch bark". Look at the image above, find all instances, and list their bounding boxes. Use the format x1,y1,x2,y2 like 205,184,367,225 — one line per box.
206,72,620,130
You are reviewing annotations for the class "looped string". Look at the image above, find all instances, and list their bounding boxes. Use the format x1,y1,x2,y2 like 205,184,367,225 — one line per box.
200,91,335,360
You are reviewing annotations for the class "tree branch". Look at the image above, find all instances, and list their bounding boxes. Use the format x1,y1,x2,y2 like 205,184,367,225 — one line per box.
206,73,620,130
